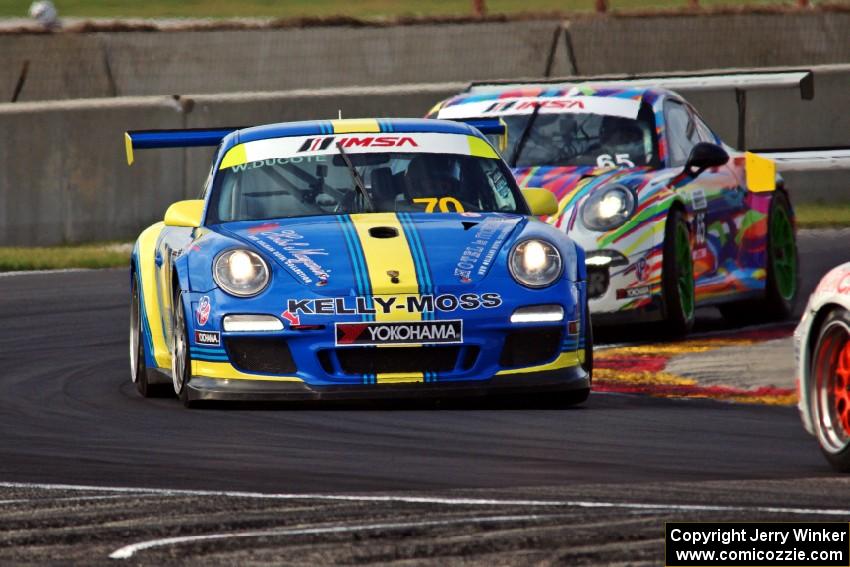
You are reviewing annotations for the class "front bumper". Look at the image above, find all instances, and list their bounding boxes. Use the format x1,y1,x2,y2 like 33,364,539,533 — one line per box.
585,247,663,325
186,362,589,402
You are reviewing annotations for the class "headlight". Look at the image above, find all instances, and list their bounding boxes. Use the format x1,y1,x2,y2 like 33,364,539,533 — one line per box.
213,249,270,297
581,185,636,231
509,239,562,288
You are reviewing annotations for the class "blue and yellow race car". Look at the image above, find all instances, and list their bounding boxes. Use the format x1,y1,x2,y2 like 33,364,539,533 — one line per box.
127,118,591,407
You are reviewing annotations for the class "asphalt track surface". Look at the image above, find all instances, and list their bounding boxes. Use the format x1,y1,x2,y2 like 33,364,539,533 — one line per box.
1,229,850,565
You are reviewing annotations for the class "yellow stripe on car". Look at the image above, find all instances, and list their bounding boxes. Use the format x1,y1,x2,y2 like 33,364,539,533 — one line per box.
136,222,171,368
192,360,302,382
331,119,381,133
219,144,247,170
467,135,499,159
350,212,424,383
496,351,581,376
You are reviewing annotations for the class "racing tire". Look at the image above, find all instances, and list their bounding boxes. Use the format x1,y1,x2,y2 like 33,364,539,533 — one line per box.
661,209,695,336
809,309,850,472
130,274,170,398
719,191,798,324
171,289,197,408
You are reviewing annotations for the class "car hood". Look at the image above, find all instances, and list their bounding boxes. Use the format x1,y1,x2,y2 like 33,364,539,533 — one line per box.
217,213,529,295
513,165,657,230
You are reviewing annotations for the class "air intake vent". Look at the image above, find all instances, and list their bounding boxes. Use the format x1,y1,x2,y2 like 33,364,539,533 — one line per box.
369,226,398,238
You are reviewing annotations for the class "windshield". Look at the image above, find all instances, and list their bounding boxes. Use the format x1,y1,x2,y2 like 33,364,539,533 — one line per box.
506,106,659,169
209,138,526,223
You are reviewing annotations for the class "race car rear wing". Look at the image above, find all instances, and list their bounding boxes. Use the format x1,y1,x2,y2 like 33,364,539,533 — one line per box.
466,68,815,151
466,69,814,99
752,147,850,172
451,118,508,151
124,128,240,165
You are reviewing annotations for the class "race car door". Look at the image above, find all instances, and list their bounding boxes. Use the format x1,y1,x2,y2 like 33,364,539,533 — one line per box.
664,98,746,300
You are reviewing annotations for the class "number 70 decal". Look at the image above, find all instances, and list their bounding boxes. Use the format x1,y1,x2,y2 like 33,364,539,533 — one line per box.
412,197,465,213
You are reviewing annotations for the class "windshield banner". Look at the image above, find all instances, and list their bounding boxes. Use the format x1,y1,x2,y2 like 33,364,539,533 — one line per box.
219,132,498,170
437,95,641,121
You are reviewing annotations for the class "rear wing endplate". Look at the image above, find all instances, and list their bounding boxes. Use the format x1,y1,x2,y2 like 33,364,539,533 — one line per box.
124,128,240,165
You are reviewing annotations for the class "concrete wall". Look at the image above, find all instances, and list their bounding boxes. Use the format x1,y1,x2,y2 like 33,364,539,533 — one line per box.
1,12,848,102
2,21,563,102
0,84,462,245
1,68,847,246
565,13,850,76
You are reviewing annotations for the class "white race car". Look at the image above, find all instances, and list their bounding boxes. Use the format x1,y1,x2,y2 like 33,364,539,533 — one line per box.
796,263,850,471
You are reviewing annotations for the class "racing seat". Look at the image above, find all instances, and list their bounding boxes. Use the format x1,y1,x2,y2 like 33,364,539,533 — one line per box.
369,167,398,211
403,155,462,202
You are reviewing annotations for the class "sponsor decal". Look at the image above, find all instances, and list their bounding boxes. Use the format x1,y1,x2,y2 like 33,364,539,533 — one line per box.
244,228,330,285
691,188,708,211
335,320,463,346
230,155,327,172
616,285,652,300
297,136,418,153
286,292,502,317
635,257,649,282
454,217,514,282
484,99,585,114
195,330,220,346
281,310,300,326
196,296,211,326
437,94,641,121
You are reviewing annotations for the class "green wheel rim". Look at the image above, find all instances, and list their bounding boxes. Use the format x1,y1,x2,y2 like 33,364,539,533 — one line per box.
675,221,694,319
770,204,797,301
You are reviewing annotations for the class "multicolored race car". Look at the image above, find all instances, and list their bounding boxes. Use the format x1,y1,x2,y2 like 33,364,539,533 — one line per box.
126,118,591,407
430,77,801,334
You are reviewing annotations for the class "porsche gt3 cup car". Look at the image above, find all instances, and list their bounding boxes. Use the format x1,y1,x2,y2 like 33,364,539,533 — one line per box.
430,77,805,335
796,264,850,472
127,118,591,407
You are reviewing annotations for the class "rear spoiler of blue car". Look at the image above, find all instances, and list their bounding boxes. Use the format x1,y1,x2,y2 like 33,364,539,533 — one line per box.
124,128,240,165
446,117,508,151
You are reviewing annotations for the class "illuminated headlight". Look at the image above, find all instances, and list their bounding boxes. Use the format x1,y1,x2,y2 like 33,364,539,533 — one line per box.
213,249,270,297
509,239,562,288
223,315,283,332
510,305,564,323
581,185,636,231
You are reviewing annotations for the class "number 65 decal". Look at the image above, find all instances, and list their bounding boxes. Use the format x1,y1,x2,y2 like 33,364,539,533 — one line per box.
413,197,465,213
596,154,635,168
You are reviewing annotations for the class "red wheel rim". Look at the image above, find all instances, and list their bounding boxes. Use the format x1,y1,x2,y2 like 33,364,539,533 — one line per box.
812,320,850,454
834,342,850,435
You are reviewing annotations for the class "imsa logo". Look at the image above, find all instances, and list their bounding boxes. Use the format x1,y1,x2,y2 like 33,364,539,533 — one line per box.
335,320,463,347
297,136,419,152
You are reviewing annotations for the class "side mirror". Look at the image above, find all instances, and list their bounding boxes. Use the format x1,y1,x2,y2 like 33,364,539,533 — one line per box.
164,200,204,228
685,142,729,176
522,188,558,217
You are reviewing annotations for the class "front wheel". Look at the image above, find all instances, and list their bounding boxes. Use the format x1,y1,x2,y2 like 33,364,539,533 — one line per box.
661,209,695,336
171,291,196,408
809,309,850,472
